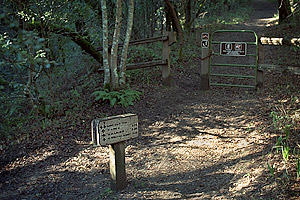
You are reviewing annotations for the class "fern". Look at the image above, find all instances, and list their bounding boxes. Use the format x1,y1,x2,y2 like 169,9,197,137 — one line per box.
92,88,142,107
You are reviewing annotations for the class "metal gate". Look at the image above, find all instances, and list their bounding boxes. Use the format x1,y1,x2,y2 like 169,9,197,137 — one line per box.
209,30,259,88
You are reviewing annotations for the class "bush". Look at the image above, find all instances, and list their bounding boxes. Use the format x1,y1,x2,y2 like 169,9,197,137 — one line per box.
92,88,142,107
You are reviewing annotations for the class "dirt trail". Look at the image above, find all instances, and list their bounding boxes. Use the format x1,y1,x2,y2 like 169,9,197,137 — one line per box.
236,0,278,33
1,1,298,200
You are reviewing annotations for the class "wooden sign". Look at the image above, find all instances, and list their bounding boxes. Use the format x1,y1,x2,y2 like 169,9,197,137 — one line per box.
91,114,138,146
220,42,247,56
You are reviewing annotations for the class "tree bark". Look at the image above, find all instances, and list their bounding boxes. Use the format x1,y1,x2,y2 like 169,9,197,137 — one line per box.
278,0,292,23
164,0,184,59
119,0,134,88
185,0,192,30
185,0,206,31
165,3,173,31
110,0,122,90
100,0,110,87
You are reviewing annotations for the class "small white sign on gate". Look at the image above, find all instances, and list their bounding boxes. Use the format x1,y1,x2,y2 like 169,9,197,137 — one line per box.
220,42,247,56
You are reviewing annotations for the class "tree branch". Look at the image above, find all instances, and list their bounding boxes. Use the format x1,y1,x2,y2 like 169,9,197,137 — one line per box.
164,0,183,47
26,22,103,65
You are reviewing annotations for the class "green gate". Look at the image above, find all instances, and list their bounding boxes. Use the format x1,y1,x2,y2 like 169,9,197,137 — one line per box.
209,30,259,88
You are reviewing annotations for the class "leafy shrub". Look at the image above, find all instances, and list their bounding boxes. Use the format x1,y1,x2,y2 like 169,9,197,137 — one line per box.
92,88,142,107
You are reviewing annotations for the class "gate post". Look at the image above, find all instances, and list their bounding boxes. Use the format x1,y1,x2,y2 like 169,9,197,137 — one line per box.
257,44,264,88
200,33,210,90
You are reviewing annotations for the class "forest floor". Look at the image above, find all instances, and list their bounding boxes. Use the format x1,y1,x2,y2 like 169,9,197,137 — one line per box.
1,0,300,200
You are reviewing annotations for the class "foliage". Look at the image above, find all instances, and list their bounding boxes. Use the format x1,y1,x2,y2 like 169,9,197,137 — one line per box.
267,162,275,177
195,1,251,27
0,26,55,144
0,30,51,69
125,42,162,86
92,88,142,107
128,43,161,63
97,187,116,200
267,96,300,184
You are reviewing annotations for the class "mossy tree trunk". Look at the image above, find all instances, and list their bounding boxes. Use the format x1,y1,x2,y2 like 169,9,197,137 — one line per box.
110,0,122,90
100,0,135,91
100,0,110,88
119,0,134,88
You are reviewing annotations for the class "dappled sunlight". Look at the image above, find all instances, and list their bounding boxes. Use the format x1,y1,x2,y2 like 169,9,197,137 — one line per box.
124,139,269,199
244,17,278,27
228,167,265,194
121,86,278,199
48,146,109,173
2,145,56,173
257,17,278,26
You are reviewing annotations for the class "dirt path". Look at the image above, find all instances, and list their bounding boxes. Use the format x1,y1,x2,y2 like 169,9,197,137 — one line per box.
1,1,299,200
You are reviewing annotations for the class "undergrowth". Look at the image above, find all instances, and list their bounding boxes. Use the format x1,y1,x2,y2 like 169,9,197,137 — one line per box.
92,87,142,108
195,0,252,27
267,92,300,190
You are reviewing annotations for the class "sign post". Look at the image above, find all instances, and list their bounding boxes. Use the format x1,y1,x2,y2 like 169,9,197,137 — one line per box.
109,141,127,190
91,114,138,191
201,33,210,90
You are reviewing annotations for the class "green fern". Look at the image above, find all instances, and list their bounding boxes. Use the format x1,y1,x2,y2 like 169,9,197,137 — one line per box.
92,88,142,107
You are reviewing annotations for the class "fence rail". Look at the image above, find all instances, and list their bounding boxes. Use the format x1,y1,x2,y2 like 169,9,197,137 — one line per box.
260,37,300,46
259,36,300,75
98,31,176,86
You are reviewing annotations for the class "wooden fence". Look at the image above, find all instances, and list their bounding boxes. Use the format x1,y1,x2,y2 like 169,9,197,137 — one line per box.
98,31,176,86
259,37,300,75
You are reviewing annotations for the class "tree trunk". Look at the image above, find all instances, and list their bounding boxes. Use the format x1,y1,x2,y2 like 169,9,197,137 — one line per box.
119,0,134,88
185,0,192,30
150,0,155,37
165,3,172,31
278,0,292,23
164,0,184,60
185,0,206,31
101,0,110,87
144,0,147,38
110,0,122,90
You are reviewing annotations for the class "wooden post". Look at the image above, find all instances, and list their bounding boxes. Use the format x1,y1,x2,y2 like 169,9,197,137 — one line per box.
257,69,264,88
162,31,172,86
200,33,210,90
195,29,200,46
257,44,264,88
109,141,127,191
